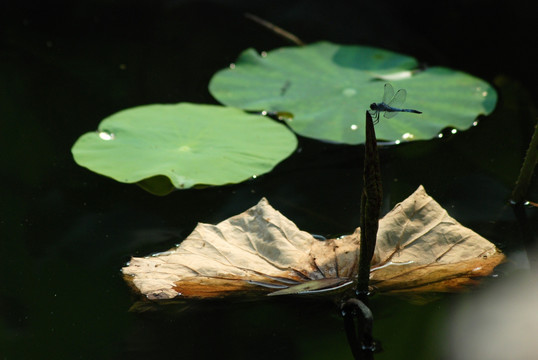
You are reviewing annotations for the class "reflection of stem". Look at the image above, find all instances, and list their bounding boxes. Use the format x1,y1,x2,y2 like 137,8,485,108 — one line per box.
244,13,305,46
342,299,375,360
511,119,538,203
357,111,382,295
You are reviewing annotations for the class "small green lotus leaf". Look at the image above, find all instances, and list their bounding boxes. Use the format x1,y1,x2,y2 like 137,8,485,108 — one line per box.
72,103,297,193
209,41,497,144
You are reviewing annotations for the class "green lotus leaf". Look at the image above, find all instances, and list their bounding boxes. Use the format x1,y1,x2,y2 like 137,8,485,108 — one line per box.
209,41,497,144
72,103,297,194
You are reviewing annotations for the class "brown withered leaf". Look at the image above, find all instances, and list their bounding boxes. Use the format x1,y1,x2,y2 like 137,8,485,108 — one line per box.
368,185,505,294
122,186,504,300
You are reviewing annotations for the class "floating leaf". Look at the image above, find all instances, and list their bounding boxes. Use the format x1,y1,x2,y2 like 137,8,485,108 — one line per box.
122,186,504,300
369,186,505,293
72,103,297,194
209,41,497,144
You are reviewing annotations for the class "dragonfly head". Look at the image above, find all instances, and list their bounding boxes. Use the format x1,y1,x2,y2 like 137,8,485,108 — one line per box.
369,103,377,110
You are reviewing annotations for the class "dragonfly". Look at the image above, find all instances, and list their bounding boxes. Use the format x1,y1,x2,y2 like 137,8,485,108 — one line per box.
369,83,422,124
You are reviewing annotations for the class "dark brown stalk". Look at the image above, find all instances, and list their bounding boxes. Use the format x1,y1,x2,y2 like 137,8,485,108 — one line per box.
343,111,382,360
357,111,382,296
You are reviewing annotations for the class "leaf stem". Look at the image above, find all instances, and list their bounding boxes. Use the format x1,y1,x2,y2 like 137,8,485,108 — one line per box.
244,13,305,46
342,111,382,359
357,111,382,295
511,118,538,204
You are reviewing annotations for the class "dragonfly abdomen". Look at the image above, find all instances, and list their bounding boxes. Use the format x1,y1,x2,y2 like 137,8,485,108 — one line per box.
400,108,422,114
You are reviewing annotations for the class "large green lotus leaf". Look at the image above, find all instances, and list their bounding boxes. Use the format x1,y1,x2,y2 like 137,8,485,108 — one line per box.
209,41,497,144
72,103,297,193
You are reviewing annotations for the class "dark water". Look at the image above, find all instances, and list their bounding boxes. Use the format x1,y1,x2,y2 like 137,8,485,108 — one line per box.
2,1,537,359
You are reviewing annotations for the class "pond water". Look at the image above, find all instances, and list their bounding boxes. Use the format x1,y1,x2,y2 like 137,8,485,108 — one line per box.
2,1,537,359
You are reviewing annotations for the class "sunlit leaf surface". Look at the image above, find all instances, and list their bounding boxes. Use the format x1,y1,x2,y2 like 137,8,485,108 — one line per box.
122,186,504,299
72,103,297,194
209,41,497,144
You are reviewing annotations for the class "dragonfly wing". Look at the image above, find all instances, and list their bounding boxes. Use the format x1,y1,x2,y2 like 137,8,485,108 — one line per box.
387,88,407,108
382,83,395,104
383,110,400,119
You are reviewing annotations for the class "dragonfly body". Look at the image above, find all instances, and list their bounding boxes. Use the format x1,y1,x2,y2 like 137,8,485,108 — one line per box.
369,83,422,123
369,103,422,115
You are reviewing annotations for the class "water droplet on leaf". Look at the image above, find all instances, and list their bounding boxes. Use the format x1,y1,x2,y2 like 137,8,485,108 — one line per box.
98,131,115,140
342,88,356,97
